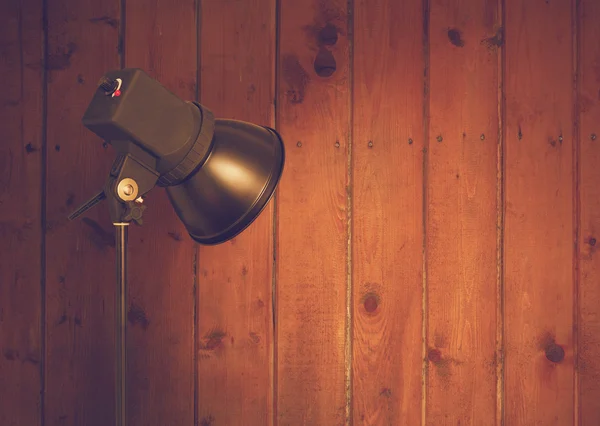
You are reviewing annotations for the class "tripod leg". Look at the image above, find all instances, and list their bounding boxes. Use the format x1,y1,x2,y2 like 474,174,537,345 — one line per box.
115,223,129,426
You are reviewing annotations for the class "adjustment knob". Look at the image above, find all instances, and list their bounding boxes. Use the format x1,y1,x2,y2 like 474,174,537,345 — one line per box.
98,76,118,94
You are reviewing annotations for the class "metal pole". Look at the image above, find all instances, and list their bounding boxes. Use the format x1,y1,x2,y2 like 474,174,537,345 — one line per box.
115,223,129,426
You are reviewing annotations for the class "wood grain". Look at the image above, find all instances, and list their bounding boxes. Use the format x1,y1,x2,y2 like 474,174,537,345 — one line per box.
578,0,600,423
0,0,43,424
425,0,500,424
276,0,350,424
123,0,196,424
196,0,276,425
351,0,424,424
44,0,120,424
504,0,575,424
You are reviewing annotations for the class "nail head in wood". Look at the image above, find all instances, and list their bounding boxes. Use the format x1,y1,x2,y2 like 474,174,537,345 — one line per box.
545,343,565,363
427,348,442,363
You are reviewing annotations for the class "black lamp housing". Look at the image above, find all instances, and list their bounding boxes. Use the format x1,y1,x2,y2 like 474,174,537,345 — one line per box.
78,68,285,245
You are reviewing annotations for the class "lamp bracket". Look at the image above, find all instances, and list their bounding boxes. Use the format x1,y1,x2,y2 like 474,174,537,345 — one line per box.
68,152,159,225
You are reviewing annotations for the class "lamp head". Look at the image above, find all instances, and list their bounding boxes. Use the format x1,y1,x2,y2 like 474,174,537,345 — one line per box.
75,68,285,245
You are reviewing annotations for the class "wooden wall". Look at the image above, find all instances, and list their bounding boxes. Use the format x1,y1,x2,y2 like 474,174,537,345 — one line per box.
1,0,600,425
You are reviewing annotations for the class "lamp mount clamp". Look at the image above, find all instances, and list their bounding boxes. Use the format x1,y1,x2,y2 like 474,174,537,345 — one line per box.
68,151,159,225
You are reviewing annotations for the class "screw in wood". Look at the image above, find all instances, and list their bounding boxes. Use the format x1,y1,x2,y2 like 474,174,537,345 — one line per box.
296,141,302,147
436,135,443,142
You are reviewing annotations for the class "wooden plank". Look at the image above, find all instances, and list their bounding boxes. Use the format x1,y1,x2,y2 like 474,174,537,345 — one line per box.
196,0,276,425
123,0,196,424
44,0,121,424
0,0,43,424
425,0,500,424
578,0,600,423
276,0,350,424
504,0,575,424
351,0,424,424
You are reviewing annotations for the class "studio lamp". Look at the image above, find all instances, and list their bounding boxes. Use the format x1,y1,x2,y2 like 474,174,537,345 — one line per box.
68,68,285,426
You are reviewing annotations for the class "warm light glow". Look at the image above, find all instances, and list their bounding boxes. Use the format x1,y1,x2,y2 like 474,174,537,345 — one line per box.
210,155,264,195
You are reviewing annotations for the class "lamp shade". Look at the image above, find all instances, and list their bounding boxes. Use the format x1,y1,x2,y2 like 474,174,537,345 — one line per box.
166,119,284,245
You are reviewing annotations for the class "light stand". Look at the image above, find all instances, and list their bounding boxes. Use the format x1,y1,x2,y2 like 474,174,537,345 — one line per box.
115,222,128,426
67,68,285,426
69,159,153,426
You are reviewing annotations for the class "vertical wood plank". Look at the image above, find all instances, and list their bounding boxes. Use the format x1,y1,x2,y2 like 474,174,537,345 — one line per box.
0,0,43,424
351,0,424,424
425,0,501,424
578,0,600,423
276,0,350,424
45,0,120,424
504,0,575,424
123,1,196,424
196,0,276,425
